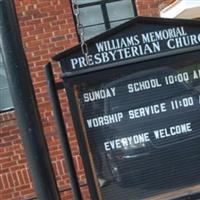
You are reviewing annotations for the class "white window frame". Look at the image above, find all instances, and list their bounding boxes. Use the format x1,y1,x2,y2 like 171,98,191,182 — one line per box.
160,0,200,19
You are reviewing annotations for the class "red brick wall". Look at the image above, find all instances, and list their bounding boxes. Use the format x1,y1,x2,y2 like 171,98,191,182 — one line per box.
0,0,175,199
0,0,85,199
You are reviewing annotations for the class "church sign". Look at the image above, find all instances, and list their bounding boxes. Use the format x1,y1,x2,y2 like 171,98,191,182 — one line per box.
53,17,200,200
69,26,199,70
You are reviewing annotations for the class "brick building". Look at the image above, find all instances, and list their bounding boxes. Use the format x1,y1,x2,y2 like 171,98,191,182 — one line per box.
1,0,199,199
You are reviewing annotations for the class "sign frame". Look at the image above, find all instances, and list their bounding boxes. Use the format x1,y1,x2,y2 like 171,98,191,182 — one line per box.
53,17,200,199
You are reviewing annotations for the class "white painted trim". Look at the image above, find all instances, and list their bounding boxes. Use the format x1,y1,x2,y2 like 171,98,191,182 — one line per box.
160,0,200,19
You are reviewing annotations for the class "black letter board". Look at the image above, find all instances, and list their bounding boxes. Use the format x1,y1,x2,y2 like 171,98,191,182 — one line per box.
53,17,200,200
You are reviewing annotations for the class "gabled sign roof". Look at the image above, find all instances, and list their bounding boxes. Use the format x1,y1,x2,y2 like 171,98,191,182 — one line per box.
53,17,200,77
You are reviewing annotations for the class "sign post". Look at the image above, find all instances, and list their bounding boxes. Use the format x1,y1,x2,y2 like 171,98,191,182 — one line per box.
45,63,83,200
53,17,200,200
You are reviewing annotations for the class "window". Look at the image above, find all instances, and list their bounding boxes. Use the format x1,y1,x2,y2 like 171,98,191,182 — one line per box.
73,0,137,40
0,1,13,112
0,48,13,111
